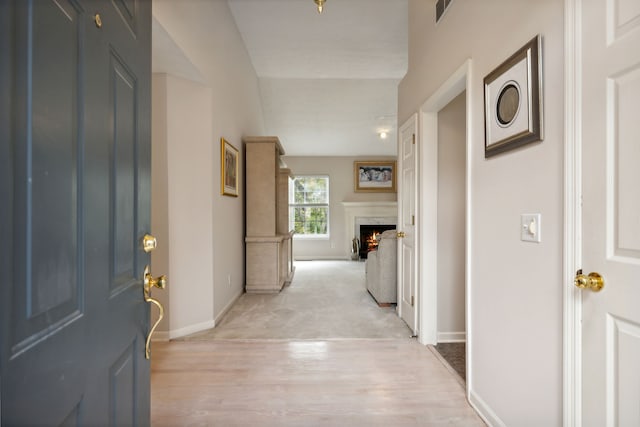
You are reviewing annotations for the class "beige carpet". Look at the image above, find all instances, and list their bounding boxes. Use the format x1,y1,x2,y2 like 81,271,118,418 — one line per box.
182,260,413,340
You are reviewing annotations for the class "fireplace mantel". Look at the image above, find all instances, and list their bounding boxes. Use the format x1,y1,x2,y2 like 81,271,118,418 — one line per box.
342,201,398,255
341,202,398,209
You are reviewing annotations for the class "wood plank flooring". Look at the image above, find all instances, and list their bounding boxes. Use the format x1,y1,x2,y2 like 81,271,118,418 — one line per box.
151,339,485,426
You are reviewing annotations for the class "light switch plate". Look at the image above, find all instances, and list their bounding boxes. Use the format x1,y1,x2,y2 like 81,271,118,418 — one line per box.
521,213,541,243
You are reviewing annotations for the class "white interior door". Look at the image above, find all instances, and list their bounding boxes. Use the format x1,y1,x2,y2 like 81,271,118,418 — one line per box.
580,0,640,425
398,115,418,334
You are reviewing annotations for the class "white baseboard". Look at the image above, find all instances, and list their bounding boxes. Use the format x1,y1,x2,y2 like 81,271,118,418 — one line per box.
152,291,242,342
215,289,243,324
469,389,506,427
167,319,216,340
152,331,170,342
437,331,466,343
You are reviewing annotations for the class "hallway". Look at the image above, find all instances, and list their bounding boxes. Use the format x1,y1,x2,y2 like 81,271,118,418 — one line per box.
150,261,483,425
180,260,410,340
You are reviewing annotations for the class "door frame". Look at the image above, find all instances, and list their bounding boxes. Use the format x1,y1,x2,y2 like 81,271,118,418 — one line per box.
417,59,472,390
563,0,582,424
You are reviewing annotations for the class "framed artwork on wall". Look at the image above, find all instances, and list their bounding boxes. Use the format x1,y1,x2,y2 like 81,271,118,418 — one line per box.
354,161,396,193
221,137,239,197
484,35,543,158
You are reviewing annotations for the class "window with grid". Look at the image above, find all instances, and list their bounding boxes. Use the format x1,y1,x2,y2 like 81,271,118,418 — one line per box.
289,176,329,237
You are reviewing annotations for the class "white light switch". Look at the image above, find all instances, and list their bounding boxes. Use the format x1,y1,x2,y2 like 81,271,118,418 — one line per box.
521,214,541,243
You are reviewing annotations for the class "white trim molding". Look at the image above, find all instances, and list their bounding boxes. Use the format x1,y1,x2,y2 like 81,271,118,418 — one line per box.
215,289,244,325
437,332,466,343
564,0,582,425
469,391,507,427
417,58,472,382
418,61,470,346
416,59,488,420
152,331,170,342
167,319,216,340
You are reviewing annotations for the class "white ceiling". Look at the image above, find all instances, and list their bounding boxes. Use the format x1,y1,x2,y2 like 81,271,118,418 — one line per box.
152,18,206,85
153,0,408,157
227,0,408,80
228,0,408,156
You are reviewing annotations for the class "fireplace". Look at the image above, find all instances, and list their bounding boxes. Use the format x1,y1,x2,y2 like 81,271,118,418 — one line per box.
359,224,396,259
342,203,397,260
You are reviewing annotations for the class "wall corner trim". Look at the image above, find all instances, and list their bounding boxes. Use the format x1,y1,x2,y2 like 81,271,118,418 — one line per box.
437,332,466,343
215,289,244,324
469,390,507,427
563,0,583,425
168,320,216,340
152,331,171,342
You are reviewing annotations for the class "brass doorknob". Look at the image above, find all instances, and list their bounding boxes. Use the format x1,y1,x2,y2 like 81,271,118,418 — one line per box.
574,269,604,292
145,268,167,290
397,231,406,238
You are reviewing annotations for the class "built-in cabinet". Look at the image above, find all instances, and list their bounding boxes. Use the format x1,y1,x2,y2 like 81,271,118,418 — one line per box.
244,136,294,293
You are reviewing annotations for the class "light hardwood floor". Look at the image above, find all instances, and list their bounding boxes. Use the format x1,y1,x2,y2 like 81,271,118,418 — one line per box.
151,339,485,426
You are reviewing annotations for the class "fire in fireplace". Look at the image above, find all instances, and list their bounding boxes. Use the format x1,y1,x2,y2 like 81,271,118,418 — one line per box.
359,224,396,259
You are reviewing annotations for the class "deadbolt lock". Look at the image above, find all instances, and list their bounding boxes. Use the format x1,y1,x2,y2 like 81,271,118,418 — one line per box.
142,234,157,253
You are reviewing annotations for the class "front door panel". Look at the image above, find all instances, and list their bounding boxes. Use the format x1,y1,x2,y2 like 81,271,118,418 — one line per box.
2,1,87,423
110,51,139,293
0,1,152,425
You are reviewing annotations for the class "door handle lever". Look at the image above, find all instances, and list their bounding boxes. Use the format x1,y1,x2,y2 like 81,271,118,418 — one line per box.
143,265,167,359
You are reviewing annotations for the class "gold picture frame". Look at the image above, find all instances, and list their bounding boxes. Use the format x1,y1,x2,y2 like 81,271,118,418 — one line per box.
484,35,543,158
221,138,239,197
354,161,396,193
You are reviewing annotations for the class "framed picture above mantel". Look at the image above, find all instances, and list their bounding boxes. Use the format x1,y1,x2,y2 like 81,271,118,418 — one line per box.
354,161,396,193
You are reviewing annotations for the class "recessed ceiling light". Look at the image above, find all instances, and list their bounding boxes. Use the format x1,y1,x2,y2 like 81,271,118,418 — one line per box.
379,131,388,139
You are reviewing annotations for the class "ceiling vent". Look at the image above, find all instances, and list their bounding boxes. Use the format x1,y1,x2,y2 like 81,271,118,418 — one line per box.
435,0,453,23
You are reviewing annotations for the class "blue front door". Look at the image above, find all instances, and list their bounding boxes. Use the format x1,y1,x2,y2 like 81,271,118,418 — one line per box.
0,0,152,424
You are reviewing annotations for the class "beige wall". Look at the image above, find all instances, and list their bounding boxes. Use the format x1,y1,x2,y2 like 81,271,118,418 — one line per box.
399,0,564,425
152,1,265,338
437,91,466,342
283,156,397,259
168,75,215,335
151,75,170,334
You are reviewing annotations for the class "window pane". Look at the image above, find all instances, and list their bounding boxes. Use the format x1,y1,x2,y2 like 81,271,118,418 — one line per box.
289,176,329,236
294,179,305,203
289,206,328,235
291,176,328,204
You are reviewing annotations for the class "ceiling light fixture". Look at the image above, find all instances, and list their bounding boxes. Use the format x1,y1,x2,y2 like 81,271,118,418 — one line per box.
314,0,326,13
379,131,388,140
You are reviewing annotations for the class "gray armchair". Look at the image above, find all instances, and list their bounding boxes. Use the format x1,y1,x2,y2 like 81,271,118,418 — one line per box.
365,230,397,305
